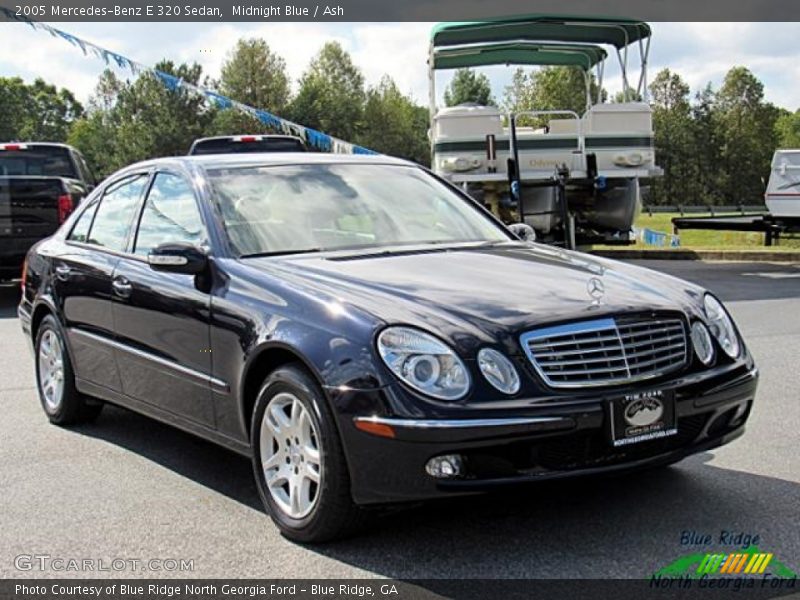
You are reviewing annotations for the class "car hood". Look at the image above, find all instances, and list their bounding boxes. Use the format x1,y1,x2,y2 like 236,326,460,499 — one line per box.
245,242,704,351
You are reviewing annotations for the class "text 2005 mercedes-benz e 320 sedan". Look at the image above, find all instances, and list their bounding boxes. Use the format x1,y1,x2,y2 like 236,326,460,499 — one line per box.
19,153,758,541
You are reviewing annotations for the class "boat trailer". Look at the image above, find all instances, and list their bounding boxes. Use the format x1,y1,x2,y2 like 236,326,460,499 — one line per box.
671,214,800,247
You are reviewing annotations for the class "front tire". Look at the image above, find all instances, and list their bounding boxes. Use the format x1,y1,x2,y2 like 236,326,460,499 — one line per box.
35,314,103,425
251,364,363,542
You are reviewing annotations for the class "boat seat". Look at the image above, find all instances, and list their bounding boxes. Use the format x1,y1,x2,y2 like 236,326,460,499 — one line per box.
584,102,653,133
548,119,581,134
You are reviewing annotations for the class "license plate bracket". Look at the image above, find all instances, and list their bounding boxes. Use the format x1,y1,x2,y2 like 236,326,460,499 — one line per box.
608,389,677,447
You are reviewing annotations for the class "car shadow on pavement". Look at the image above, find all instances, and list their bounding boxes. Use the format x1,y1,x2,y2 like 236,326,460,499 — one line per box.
70,403,799,580
73,404,263,511
308,457,800,579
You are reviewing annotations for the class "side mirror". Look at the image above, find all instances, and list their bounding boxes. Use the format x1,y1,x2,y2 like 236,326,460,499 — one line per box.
508,223,536,242
147,243,207,275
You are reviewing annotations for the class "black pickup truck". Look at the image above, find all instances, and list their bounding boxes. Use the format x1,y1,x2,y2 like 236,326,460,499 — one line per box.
0,143,95,281
188,134,307,155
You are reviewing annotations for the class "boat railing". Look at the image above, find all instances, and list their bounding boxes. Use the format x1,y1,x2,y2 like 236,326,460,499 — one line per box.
508,110,584,154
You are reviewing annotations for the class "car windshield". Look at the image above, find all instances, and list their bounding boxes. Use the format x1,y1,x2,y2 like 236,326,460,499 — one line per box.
205,163,509,256
0,146,77,178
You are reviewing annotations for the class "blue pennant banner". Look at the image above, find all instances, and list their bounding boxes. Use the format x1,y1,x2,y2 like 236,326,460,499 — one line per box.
0,7,376,155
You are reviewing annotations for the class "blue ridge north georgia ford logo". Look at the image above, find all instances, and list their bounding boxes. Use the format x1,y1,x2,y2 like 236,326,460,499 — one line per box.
624,395,665,427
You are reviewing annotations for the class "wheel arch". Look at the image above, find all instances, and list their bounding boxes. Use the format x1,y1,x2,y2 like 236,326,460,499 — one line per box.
240,342,329,442
30,297,58,341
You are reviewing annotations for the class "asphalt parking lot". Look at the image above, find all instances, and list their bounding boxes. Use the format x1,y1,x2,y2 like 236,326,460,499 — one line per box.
1,259,798,580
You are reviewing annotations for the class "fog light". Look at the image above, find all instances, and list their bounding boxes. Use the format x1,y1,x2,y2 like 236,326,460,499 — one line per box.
425,454,464,479
731,402,748,424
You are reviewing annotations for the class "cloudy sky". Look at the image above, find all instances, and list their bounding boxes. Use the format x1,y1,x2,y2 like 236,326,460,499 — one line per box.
1,21,799,111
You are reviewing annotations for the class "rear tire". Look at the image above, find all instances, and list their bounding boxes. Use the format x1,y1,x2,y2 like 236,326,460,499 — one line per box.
251,363,364,542
35,315,103,426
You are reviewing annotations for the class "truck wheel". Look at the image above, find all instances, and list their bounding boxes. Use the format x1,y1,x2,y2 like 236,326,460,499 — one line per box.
251,364,364,543
35,315,103,425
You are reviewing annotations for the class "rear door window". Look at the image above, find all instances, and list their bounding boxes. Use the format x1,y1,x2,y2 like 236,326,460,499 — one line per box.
67,198,99,243
87,174,149,252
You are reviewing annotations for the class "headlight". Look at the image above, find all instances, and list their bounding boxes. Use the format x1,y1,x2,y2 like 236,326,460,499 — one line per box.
377,327,470,400
703,294,740,359
691,321,715,366
477,348,520,394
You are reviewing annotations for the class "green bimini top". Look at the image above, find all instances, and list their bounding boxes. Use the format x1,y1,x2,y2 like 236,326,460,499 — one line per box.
431,14,651,50
432,42,607,71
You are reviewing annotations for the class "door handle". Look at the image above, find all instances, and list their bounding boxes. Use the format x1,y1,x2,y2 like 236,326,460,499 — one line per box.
55,265,71,281
112,277,132,298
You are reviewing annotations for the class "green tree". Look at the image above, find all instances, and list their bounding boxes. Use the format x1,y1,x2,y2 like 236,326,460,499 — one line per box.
67,113,113,178
21,79,83,141
205,110,267,137
358,75,429,164
219,38,290,111
289,41,365,141
116,61,215,169
0,77,29,141
444,68,494,107
650,69,691,111
690,83,723,205
527,66,603,115
775,109,800,148
208,38,292,136
0,77,83,142
68,62,215,178
67,71,122,179
502,66,603,126
714,67,778,204
648,69,695,205
502,68,535,117
612,90,643,103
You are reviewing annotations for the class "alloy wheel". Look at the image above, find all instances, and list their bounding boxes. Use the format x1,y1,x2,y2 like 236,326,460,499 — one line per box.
259,392,322,519
38,329,65,411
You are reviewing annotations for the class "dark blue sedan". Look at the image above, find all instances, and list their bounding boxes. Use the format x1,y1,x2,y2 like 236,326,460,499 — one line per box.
19,153,758,541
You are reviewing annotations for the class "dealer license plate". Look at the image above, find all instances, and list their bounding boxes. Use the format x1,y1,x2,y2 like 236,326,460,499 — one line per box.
608,389,677,447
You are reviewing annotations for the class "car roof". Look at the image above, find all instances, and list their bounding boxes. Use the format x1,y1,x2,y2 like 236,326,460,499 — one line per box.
119,152,412,174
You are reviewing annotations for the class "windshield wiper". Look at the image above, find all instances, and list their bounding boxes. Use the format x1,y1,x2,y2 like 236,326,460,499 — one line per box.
239,240,506,259
465,240,509,247
239,248,323,258
325,240,509,260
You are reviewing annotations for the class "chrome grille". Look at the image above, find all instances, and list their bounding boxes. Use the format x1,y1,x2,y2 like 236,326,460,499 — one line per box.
521,315,688,388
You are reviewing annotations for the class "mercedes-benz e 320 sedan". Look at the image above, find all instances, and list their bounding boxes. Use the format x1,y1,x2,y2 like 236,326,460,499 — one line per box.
20,154,758,541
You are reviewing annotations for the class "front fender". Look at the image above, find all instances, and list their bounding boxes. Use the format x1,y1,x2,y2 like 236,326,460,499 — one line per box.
209,260,391,443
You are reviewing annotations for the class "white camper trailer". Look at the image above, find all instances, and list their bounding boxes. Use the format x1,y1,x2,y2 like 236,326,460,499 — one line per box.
766,149,800,219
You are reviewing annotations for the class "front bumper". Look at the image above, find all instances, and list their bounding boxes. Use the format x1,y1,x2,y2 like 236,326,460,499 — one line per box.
334,362,759,505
